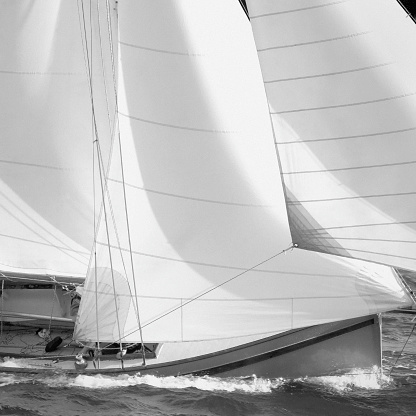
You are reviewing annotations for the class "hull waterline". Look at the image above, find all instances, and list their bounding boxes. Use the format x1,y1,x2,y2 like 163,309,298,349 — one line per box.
0,315,381,379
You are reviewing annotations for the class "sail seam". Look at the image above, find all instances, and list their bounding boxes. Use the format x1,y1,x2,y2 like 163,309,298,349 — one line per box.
77,291,396,302
306,221,416,231
300,235,416,244
119,41,204,56
0,70,82,76
0,233,89,257
287,191,416,202
257,31,370,52
108,178,274,207
118,111,238,134
264,63,392,84
272,92,416,114
96,241,353,276
277,126,416,144
0,159,70,171
250,0,352,19
303,244,416,261
282,159,416,174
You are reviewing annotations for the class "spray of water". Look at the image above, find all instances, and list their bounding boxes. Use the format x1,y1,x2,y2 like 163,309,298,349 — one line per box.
298,366,393,392
0,364,396,393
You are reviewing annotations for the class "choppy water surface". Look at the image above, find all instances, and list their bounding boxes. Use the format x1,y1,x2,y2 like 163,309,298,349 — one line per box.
0,312,415,416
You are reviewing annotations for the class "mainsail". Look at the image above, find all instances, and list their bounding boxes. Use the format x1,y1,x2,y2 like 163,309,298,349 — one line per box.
72,0,412,344
246,0,416,271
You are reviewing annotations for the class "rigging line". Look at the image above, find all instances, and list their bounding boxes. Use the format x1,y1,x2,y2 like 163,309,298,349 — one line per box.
93,119,100,369
277,126,416,144
105,0,146,364
118,245,297,341
94,138,130,290
388,321,416,377
85,0,129,281
81,0,124,364
76,0,90,83
273,92,416,114
265,63,392,84
250,0,353,19
95,0,113,143
282,159,416,175
257,31,370,52
78,0,101,147
95,134,124,367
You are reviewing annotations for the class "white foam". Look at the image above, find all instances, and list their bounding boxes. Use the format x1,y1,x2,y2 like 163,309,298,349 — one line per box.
0,374,31,387
300,366,393,391
0,357,31,368
43,373,283,393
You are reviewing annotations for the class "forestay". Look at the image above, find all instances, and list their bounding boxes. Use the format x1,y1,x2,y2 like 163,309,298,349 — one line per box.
246,0,416,271
74,0,412,345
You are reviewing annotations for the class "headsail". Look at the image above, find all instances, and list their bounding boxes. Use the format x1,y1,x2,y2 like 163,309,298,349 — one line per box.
74,0,411,345
0,1,115,278
246,0,416,271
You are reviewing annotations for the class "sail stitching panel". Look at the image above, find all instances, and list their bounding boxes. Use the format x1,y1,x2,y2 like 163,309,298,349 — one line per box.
257,31,370,52
250,0,354,19
282,159,416,174
277,126,416,144
108,178,274,207
272,92,416,115
118,111,238,134
265,63,393,84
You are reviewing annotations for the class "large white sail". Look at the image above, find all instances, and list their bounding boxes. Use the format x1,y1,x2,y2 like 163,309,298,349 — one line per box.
246,0,416,271
0,1,115,277
74,0,411,344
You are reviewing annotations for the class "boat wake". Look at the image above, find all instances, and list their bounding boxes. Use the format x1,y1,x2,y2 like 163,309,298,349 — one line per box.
0,366,400,393
297,366,392,392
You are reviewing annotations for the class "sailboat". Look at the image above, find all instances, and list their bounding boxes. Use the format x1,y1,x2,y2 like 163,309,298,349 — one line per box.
0,0,415,378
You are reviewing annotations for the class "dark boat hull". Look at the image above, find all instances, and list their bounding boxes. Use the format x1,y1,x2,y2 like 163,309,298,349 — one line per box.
0,314,381,378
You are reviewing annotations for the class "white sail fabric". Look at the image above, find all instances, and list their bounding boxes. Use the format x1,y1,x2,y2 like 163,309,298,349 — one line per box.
246,0,416,271
74,0,411,344
0,1,115,277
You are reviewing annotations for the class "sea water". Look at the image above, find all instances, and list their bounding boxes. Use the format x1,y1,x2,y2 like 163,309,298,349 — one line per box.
0,312,414,416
